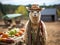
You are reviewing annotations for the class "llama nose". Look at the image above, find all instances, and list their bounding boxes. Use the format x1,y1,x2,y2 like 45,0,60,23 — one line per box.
34,14,36,16
34,13,36,16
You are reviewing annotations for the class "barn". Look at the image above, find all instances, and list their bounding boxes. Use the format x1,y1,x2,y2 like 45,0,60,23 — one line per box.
41,8,57,22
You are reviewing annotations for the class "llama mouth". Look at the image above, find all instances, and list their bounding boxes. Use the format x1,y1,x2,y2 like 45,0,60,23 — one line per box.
33,17,38,18
32,17,38,21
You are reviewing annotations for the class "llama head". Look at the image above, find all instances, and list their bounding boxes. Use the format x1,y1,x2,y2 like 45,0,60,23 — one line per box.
27,4,43,24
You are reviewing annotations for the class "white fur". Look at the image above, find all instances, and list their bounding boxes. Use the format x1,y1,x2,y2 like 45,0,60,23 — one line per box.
29,11,41,24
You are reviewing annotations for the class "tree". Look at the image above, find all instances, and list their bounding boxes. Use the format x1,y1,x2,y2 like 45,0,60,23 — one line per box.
15,5,28,16
57,9,60,17
26,4,31,8
0,2,6,15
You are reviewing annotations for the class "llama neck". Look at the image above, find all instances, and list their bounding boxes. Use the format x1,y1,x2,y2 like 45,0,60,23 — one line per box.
31,22,40,30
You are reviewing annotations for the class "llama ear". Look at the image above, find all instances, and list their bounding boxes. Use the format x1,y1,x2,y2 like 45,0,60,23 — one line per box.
26,7,31,11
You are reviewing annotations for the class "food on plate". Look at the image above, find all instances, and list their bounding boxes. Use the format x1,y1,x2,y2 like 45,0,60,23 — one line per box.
18,31,23,36
8,30,15,36
20,28,25,32
0,32,3,35
1,34,9,38
0,28,25,43
15,33,20,36
8,29,17,36
8,28,25,36
5,38,14,43
1,38,7,42
0,38,14,43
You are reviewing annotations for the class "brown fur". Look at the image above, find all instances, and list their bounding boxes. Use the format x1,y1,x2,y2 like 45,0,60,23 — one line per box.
24,4,47,45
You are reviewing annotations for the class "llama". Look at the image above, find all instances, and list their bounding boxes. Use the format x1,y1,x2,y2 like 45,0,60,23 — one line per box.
24,4,47,45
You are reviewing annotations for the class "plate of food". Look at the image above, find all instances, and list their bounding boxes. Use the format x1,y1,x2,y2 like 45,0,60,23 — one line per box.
0,28,25,44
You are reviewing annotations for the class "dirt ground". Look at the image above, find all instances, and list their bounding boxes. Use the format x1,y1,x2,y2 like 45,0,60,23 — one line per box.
0,20,60,45
45,21,60,45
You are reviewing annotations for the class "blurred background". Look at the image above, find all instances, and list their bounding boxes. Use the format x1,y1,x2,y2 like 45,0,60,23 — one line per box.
0,0,60,45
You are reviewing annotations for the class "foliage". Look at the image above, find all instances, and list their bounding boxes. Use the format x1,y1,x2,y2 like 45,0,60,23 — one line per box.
0,2,6,15
0,4,18,16
3,4,18,14
57,9,60,17
15,5,28,16
26,4,31,8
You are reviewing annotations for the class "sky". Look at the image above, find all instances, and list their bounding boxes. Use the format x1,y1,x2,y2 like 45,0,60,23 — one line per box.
0,0,60,5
